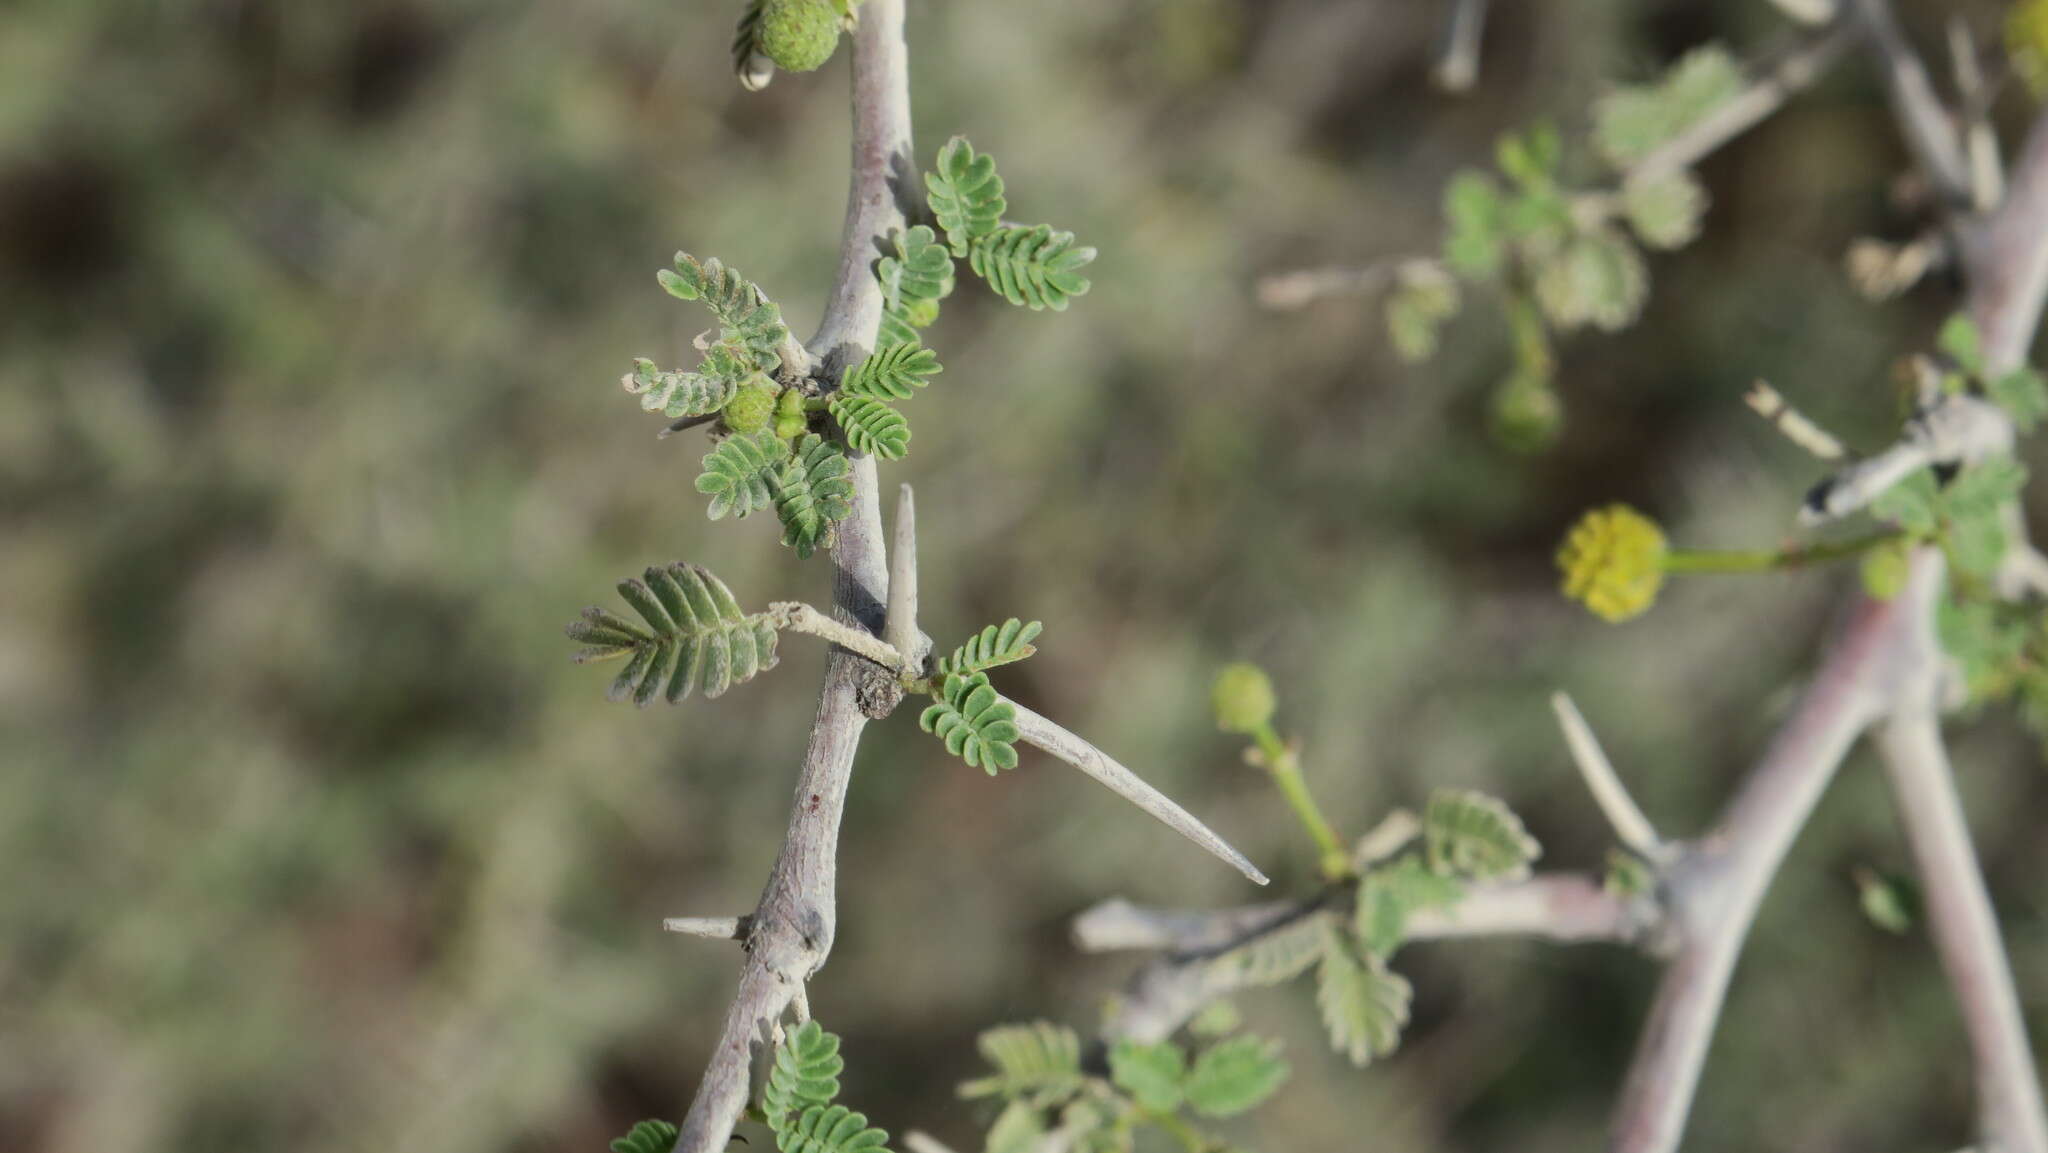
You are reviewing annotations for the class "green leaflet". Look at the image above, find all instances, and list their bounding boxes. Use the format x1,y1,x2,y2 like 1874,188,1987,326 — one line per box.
828,394,911,460
565,563,781,705
659,251,790,372
1443,171,1507,278
1107,1041,1186,1112
763,1021,846,1130
772,434,855,559
842,343,941,400
936,619,1043,677
959,1021,1084,1101
1592,45,1743,168
698,429,793,520
926,137,1007,256
610,1119,680,1153
920,671,1021,773
1206,909,1332,987
1532,224,1648,333
623,356,738,420
1355,852,1464,957
1181,1036,1288,1119
1314,923,1412,1067
1384,262,1461,363
969,224,1095,311
1988,366,2048,432
1620,170,1707,251
984,1101,1044,1153
778,1105,890,1153
876,225,956,348
1423,789,1541,881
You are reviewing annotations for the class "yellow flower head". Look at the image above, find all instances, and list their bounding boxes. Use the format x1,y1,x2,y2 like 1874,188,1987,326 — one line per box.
1557,504,1667,623
2010,0,2048,99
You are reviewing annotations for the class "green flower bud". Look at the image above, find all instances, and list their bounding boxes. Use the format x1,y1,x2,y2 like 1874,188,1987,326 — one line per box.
722,381,779,435
772,387,808,440
759,0,841,74
1211,663,1276,735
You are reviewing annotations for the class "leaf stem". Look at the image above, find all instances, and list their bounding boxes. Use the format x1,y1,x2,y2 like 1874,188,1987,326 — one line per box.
1661,530,1901,574
1251,722,1350,880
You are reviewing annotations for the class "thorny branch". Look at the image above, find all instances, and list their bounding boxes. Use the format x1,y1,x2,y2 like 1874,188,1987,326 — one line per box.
1095,17,2048,1153
668,10,1264,1151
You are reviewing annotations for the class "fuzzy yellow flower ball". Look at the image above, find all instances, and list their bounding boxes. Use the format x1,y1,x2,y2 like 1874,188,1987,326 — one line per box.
1557,504,1667,623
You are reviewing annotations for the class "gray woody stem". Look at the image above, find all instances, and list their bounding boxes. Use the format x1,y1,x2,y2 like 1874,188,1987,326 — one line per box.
1878,710,2048,1153
670,4,910,1152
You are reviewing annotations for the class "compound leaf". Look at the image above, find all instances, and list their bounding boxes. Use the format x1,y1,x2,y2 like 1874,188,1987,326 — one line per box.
1315,925,1411,1067
926,137,1007,256
697,430,792,520
936,619,1043,677
842,343,942,400
1356,853,1465,957
564,563,781,705
611,1119,680,1153
959,1022,1084,1101
1107,1040,1185,1112
623,356,738,420
1424,789,1541,881
763,1020,845,1130
920,671,1021,773
969,224,1095,311
828,394,911,460
772,434,855,559
876,225,956,348
659,252,789,372
776,1105,890,1153
1183,1036,1288,1119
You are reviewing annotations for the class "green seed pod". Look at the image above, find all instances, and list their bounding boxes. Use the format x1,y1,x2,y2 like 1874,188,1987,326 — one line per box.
772,387,808,440
1211,663,1277,735
759,0,841,74
722,381,779,435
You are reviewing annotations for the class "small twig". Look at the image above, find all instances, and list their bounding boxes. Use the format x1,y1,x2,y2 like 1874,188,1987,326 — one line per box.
1432,0,1488,94
1746,380,1848,462
1550,692,1667,862
1799,392,2014,525
1255,261,1401,311
664,916,746,940
766,601,906,671
1850,0,1972,206
659,413,722,439
884,484,922,672
1009,702,1269,886
1628,25,1854,185
1844,232,1948,301
1948,17,2003,213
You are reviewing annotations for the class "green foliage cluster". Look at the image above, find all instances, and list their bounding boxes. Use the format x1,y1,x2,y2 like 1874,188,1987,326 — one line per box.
1396,46,1740,450
1861,316,2048,753
961,1020,1287,1153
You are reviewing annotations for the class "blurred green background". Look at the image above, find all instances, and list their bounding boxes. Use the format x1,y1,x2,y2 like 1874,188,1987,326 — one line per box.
3,1,2044,1150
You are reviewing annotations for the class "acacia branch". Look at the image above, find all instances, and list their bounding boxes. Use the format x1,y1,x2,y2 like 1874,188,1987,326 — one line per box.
669,5,910,1151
